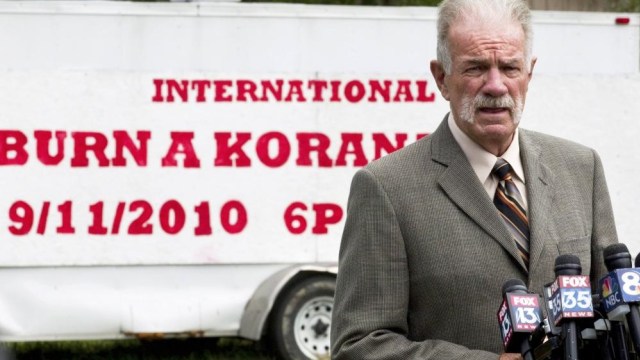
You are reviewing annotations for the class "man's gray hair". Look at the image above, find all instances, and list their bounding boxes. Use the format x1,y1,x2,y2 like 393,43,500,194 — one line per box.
436,0,533,74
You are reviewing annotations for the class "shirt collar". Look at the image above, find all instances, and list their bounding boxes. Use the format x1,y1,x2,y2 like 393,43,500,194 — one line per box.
447,113,525,184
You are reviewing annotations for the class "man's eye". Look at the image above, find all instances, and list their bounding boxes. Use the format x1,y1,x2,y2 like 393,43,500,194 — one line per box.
464,66,482,74
503,66,521,75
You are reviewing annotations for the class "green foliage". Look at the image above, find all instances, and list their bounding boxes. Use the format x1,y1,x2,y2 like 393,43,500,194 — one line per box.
240,0,640,11
10,338,274,360
610,0,640,12
243,0,440,6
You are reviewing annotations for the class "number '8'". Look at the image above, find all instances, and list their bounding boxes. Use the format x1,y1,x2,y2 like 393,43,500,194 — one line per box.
622,271,640,296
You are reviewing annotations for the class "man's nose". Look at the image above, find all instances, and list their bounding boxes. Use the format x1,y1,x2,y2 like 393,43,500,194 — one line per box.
482,67,508,97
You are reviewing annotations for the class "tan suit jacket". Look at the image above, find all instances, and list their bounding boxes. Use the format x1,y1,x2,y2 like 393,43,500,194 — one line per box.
331,118,618,359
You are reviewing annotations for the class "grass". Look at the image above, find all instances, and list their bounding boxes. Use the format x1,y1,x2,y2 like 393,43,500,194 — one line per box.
7,338,275,360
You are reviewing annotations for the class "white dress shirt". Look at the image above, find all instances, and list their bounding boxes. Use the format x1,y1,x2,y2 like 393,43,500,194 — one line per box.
447,113,528,210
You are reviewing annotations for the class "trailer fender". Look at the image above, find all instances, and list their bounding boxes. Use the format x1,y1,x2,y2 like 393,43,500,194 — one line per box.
238,263,337,341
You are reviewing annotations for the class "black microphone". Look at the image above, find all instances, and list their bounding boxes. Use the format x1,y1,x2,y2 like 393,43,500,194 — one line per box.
497,279,541,360
535,278,567,360
550,254,594,360
601,243,640,353
634,251,640,268
605,243,632,270
589,294,617,360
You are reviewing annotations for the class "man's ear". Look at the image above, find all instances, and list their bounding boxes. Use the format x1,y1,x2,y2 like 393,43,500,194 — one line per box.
430,60,449,101
528,56,537,80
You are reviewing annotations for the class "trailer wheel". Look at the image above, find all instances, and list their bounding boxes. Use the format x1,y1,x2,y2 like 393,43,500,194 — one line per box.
270,275,335,360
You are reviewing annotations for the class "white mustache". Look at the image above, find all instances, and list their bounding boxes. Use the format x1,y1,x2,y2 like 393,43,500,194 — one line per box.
459,93,523,125
473,94,516,110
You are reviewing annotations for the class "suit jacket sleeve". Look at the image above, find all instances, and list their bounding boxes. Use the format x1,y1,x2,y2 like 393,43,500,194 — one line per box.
331,168,500,360
590,149,619,286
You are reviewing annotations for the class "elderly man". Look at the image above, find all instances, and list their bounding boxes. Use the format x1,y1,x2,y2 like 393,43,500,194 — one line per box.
330,0,618,359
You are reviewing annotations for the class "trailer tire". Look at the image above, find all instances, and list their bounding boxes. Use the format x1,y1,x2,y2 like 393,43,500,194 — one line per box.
270,275,335,360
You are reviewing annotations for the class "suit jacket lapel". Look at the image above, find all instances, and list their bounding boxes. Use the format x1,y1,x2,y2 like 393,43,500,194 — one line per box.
519,130,555,277
432,118,527,271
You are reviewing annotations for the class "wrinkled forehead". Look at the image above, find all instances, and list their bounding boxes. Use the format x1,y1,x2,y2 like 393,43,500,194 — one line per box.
447,16,527,58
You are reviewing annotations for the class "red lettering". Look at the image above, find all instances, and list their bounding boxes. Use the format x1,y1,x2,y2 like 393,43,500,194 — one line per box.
0,130,28,165
284,80,307,102
259,80,284,101
71,132,110,167
372,133,408,160
368,80,392,102
191,80,212,102
128,200,153,234
151,78,439,103
214,132,251,167
2,129,429,168
344,80,366,103
256,132,290,168
284,202,307,234
166,79,189,102
194,202,212,236
296,133,332,167
112,131,150,167
308,80,328,102
213,80,233,102
159,200,186,235
335,133,368,167
161,132,201,168
8,201,33,235
312,203,343,234
393,80,414,102
329,80,341,102
220,200,248,234
35,130,66,165
416,80,436,102
152,79,164,102
237,80,259,102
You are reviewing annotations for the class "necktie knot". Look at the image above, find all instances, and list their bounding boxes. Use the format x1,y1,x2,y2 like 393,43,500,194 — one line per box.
493,158,514,182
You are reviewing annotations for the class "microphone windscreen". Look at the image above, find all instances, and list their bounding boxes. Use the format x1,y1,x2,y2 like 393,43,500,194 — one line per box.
635,252,640,268
502,278,527,296
554,254,582,276
603,243,632,271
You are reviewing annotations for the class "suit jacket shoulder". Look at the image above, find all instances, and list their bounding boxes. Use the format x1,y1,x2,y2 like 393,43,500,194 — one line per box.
362,119,466,196
520,128,597,165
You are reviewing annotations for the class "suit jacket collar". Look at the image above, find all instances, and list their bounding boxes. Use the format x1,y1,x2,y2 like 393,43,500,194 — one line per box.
519,129,555,279
431,116,554,275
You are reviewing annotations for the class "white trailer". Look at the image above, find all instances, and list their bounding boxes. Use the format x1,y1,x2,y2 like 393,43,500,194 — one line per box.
0,2,638,359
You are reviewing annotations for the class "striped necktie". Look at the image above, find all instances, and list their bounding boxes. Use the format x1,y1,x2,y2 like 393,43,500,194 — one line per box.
492,158,530,268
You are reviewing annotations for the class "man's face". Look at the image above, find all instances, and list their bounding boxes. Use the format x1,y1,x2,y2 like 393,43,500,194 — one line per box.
431,18,535,155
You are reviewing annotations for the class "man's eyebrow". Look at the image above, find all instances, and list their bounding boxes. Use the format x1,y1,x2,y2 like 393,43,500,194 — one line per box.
499,59,524,66
459,58,524,66
460,58,489,66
